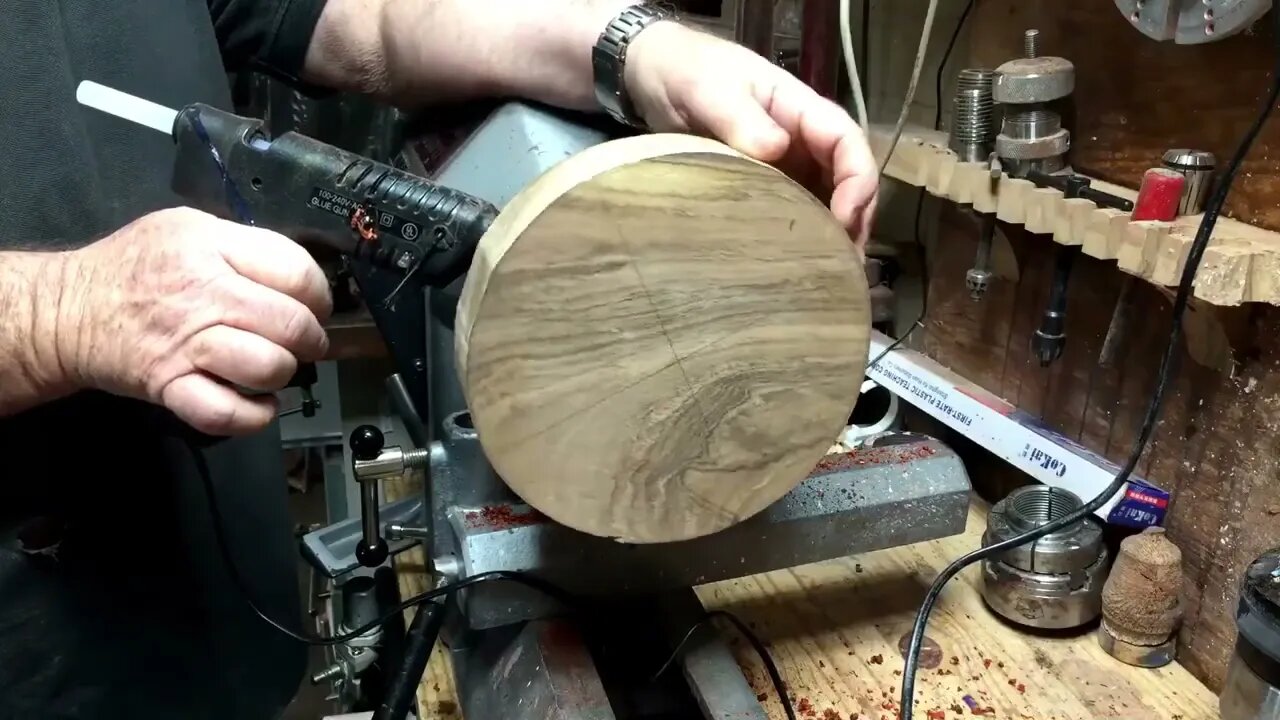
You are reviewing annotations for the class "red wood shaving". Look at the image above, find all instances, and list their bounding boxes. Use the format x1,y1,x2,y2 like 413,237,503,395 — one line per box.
926,710,946,720
813,444,939,474
463,505,544,530
982,659,992,669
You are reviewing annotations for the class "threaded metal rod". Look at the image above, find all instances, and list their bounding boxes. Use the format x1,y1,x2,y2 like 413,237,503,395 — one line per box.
957,68,997,92
1006,485,1083,536
403,448,431,470
1002,108,1061,140
949,68,997,161
1024,28,1041,58
951,89,994,142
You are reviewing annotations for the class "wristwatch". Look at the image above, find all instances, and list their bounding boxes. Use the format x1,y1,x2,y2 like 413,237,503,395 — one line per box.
592,3,676,129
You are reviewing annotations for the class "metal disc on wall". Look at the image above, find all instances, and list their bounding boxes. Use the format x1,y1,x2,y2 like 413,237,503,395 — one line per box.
1114,0,1271,44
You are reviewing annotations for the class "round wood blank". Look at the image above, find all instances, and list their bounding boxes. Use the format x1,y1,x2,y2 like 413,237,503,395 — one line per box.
456,134,870,543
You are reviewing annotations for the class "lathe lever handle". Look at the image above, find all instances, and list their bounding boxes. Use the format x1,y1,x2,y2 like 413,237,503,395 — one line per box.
351,425,390,568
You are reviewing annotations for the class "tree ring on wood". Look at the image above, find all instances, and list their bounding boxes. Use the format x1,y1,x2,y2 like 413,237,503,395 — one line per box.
455,134,871,543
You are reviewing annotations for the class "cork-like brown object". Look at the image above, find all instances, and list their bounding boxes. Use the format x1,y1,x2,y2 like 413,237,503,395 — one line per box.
1101,527,1185,646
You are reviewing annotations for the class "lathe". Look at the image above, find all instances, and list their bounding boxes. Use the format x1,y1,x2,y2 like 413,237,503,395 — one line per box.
78,83,971,719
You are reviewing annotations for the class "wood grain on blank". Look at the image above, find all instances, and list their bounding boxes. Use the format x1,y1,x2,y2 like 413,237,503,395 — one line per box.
456,134,870,544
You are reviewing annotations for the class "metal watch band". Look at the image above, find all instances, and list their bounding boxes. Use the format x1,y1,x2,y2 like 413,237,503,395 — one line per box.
592,4,674,129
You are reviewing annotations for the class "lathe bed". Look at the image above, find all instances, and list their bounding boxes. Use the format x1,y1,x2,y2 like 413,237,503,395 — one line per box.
390,502,1217,720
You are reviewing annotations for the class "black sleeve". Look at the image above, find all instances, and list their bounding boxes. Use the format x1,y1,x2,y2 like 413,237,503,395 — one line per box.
207,0,330,85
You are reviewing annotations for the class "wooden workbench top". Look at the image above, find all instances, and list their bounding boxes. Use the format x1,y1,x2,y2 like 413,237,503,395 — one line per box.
406,500,1219,719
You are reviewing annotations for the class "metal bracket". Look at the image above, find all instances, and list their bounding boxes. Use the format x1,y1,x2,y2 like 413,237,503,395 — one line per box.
302,497,425,577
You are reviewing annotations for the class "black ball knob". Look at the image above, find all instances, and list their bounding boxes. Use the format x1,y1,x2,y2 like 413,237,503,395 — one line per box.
355,538,389,568
350,425,385,460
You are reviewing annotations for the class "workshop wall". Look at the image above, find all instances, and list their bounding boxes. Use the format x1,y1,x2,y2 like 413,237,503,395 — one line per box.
968,0,1280,232
886,0,1280,692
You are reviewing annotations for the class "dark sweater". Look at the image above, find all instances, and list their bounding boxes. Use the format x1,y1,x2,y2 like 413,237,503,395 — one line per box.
0,1,327,717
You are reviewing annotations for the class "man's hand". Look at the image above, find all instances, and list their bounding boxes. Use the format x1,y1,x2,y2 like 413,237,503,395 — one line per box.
305,1,876,244
56,208,332,436
625,22,879,248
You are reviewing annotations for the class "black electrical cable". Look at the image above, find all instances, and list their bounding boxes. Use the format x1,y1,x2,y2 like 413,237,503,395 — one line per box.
866,0,975,371
652,610,796,720
896,9,1280,719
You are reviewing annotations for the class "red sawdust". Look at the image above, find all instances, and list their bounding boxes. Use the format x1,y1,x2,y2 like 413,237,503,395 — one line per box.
464,505,544,530
926,710,946,720
798,698,816,717
812,444,938,474
823,710,844,720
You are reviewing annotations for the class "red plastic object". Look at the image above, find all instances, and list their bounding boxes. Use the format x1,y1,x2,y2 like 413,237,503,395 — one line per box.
1130,167,1187,222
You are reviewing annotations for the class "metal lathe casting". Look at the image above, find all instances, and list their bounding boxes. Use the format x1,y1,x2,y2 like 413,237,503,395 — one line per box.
302,103,973,719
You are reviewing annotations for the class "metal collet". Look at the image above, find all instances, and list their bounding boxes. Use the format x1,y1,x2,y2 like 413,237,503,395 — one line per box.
981,485,1108,629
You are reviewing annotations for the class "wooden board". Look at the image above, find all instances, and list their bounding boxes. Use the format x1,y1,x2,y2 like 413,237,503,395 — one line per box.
696,502,1220,720
455,133,871,544
382,472,461,720
868,124,1280,306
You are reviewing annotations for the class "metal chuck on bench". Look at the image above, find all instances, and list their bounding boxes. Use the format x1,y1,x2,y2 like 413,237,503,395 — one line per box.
1222,547,1280,720
980,486,1107,629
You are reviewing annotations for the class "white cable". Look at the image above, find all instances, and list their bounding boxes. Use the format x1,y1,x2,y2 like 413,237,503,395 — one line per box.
852,0,942,176
840,0,869,129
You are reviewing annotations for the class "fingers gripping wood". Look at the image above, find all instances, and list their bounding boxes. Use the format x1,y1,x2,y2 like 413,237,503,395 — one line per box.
456,134,871,543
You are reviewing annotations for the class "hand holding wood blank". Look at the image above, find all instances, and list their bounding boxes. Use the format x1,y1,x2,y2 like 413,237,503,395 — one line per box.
456,134,871,543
